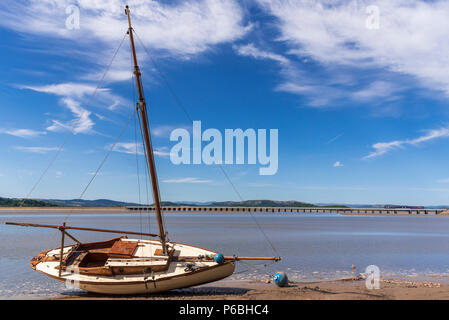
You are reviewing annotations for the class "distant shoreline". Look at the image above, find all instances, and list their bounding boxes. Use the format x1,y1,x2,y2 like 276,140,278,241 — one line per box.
340,212,449,217
1,207,448,217
0,207,127,215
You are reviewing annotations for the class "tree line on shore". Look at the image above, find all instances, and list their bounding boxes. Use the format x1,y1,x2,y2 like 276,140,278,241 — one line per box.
0,197,348,208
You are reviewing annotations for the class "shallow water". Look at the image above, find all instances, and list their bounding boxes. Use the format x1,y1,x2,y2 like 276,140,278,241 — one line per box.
2,211,449,299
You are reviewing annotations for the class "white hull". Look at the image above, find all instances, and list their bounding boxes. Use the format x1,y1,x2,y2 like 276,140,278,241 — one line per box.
74,262,234,295
32,238,235,295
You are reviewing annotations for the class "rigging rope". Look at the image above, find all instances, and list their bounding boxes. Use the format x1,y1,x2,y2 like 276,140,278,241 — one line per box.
63,107,137,223
129,41,144,239
135,106,143,237
22,31,129,203
136,106,154,238
133,31,193,123
133,30,281,258
77,108,137,201
143,146,152,237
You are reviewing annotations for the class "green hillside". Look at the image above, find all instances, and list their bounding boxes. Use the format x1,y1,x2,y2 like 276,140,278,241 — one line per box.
0,197,57,207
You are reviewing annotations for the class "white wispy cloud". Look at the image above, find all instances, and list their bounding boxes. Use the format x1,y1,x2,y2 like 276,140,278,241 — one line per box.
107,101,121,111
21,83,125,134
295,185,368,191
275,69,368,108
14,146,59,154
364,127,449,159
333,161,343,167
276,83,315,95
111,142,144,155
20,83,103,98
3,1,249,139
327,133,344,144
407,187,449,193
248,182,276,187
47,97,94,134
110,142,170,158
162,177,213,184
88,172,104,176
154,147,171,158
151,125,179,138
21,83,96,134
255,0,449,106
29,0,250,85
151,125,191,138
0,0,249,57
352,81,401,102
0,128,46,138
233,43,289,65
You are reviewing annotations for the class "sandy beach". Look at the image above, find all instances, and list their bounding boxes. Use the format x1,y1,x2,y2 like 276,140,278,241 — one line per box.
52,277,449,300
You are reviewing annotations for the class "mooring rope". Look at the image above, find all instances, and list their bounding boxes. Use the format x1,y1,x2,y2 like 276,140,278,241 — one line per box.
238,260,277,278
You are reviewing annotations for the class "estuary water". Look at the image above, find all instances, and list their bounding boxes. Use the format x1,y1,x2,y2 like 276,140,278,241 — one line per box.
2,211,449,299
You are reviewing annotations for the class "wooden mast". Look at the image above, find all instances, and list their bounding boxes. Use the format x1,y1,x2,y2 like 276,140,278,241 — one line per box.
125,5,167,253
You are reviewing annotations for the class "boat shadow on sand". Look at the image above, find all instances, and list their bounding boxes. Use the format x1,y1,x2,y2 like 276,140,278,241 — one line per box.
59,286,253,299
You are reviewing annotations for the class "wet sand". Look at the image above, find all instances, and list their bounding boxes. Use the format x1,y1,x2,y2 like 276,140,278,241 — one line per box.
53,277,449,300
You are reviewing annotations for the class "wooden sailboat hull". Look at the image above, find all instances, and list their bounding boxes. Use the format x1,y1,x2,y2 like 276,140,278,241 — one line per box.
66,262,234,295
31,238,236,295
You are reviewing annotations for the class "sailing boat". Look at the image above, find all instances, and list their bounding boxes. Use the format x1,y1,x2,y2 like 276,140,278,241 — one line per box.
5,6,280,295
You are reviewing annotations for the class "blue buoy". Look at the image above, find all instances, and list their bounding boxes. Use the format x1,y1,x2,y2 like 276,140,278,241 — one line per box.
273,272,288,287
214,253,225,264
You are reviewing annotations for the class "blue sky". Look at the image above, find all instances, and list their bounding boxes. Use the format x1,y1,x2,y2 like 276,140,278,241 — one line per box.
1,0,449,205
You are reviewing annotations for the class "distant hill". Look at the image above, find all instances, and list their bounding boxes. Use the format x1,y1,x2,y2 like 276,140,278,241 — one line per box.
174,201,214,206
44,199,141,207
1,196,445,208
0,197,345,208
163,200,348,208
316,203,449,209
210,200,317,207
0,197,57,207
315,203,386,208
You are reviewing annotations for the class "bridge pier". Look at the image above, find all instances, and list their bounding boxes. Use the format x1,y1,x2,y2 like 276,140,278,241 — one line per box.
125,206,446,216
